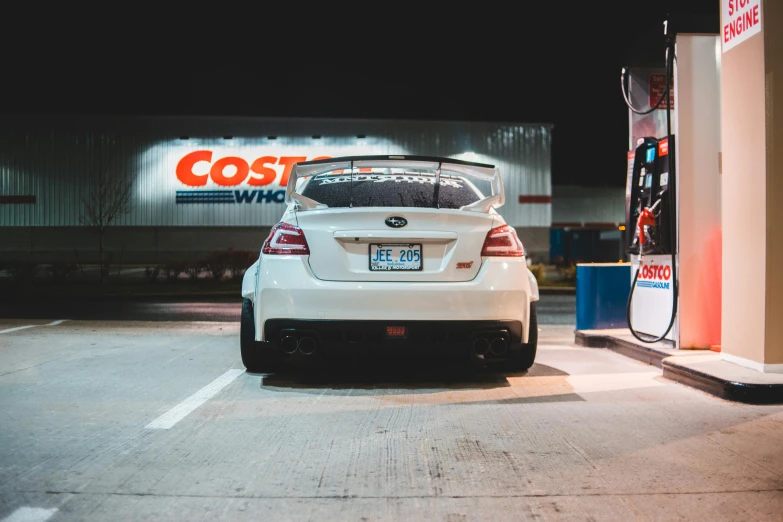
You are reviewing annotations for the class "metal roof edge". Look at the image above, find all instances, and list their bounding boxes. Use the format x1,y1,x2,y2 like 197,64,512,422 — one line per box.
0,113,555,129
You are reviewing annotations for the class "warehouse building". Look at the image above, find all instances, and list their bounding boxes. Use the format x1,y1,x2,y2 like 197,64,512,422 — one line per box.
0,115,552,265
550,185,627,265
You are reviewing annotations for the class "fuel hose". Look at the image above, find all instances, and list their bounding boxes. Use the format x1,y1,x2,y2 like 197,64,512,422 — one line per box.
621,21,678,344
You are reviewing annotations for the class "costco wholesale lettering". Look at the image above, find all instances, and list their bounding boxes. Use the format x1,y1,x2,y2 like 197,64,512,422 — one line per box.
176,152,331,187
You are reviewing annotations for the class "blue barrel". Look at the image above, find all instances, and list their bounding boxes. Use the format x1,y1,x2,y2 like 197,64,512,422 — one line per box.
576,263,631,330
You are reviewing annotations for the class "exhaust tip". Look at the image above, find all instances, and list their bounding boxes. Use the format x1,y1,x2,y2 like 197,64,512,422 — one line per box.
473,337,490,356
298,336,317,355
490,337,508,356
280,335,298,355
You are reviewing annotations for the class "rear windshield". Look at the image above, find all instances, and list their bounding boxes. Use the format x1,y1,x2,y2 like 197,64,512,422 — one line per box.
300,171,482,209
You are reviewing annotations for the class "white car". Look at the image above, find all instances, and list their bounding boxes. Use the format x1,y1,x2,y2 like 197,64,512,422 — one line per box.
240,155,539,372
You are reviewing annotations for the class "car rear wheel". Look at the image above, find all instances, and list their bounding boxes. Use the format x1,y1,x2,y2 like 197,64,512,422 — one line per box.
499,302,538,372
240,298,279,373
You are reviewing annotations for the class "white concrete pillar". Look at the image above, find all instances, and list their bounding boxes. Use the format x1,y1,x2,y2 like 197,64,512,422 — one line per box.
675,34,723,349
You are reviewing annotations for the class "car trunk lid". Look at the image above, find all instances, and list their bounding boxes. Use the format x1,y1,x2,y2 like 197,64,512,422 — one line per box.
295,207,495,282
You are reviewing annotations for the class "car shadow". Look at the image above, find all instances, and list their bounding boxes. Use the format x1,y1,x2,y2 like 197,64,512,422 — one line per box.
257,357,571,396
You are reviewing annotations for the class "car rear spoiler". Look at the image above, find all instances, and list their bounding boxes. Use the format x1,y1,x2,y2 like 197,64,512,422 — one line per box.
285,155,505,213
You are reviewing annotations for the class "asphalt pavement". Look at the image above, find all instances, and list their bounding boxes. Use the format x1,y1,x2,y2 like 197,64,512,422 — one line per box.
1,319,781,521
0,294,576,325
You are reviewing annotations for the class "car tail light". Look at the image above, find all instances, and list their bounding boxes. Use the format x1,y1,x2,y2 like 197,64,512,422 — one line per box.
481,225,524,257
262,222,310,255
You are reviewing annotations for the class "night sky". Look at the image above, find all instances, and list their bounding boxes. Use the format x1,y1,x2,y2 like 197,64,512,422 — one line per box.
1,2,717,188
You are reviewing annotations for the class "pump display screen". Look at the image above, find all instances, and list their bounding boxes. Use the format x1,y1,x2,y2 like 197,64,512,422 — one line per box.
645,147,656,163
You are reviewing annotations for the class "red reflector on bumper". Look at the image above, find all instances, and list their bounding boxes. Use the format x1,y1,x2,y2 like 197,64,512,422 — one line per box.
386,326,406,337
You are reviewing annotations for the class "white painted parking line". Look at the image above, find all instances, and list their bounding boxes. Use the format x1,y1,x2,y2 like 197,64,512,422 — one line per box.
1,507,57,522
0,325,37,335
0,320,67,334
146,369,244,430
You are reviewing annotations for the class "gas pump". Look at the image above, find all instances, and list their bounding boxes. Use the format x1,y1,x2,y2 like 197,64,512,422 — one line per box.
621,18,678,344
626,136,675,256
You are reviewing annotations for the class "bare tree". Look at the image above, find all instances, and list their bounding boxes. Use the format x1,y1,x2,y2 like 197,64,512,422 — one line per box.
79,134,136,284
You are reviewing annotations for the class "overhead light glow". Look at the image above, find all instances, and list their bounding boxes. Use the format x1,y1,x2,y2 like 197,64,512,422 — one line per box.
463,152,478,161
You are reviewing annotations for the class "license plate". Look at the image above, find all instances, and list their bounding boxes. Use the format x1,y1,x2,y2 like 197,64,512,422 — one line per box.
369,244,422,271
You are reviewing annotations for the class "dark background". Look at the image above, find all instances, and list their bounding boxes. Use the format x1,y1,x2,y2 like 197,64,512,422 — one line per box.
0,2,718,188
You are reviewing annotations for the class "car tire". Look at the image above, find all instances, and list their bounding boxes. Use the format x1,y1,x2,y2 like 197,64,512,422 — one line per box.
501,302,538,372
240,298,279,373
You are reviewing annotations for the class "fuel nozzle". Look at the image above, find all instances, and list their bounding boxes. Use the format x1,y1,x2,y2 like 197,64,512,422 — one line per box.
636,198,661,247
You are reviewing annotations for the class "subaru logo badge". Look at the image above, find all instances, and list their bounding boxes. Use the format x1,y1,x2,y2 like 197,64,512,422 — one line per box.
385,216,407,228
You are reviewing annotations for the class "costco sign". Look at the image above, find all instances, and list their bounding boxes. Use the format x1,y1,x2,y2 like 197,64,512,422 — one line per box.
176,151,331,187
174,150,391,204
722,0,762,53
175,151,331,205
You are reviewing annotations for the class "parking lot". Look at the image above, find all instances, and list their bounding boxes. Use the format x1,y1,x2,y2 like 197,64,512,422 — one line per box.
1,301,782,522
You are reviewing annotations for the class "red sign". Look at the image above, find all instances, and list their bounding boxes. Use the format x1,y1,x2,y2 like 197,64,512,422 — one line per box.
176,152,331,187
648,74,674,110
658,138,669,157
722,0,761,53
517,195,552,204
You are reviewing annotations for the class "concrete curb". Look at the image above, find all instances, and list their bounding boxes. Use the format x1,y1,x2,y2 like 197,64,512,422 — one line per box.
661,359,783,405
576,330,783,404
574,330,672,368
102,291,239,298
0,291,241,304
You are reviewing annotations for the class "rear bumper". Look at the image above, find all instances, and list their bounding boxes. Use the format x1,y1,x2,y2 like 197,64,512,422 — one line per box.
252,256,532,342
265,319,523,344
265,319,524,360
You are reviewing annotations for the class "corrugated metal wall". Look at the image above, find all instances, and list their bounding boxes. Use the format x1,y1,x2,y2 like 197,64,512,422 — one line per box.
0,116,552,228
552,185,625,226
